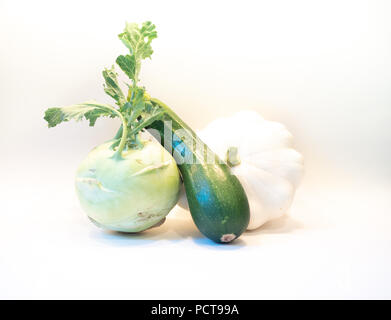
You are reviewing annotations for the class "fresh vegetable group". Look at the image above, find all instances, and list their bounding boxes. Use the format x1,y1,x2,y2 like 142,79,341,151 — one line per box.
44,21,303,243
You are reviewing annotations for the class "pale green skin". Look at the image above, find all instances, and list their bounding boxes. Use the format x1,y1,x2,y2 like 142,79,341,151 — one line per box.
75,138,180,232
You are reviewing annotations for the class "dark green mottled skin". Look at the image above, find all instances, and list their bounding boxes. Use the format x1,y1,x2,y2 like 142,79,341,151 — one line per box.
147,98,249,243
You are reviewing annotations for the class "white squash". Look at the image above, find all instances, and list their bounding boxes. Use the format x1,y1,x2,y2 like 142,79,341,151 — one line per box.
179,110,304,230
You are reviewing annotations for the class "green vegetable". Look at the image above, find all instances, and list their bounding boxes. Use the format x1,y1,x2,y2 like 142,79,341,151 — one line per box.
147,99,250,243
76,138,180,232
44,22,180,232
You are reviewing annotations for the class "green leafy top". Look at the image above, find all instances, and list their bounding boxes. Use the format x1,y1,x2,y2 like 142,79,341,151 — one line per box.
117,21,157,84
44,21,164,158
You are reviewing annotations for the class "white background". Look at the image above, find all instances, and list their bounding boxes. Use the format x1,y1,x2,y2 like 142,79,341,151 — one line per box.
1,0,390,299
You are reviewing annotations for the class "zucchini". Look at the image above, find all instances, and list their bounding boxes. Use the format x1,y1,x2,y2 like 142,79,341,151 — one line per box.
148,98,250,243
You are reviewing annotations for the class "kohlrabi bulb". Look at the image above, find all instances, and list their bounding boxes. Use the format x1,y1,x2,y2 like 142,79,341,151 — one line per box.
75,138,180,232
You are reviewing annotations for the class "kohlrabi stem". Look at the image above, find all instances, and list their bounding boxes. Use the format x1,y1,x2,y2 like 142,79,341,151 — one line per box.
133,60,140,87
114,125,123,139
97,105,128,158
115,113,128,158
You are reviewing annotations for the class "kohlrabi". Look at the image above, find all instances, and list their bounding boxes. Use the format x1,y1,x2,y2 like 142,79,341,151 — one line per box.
44,22,180,232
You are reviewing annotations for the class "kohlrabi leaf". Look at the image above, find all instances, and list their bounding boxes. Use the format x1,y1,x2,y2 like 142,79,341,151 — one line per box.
102,67,126,106
44,101,119,128
117,21,157,83
116,54,136,80
119,21,157,58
